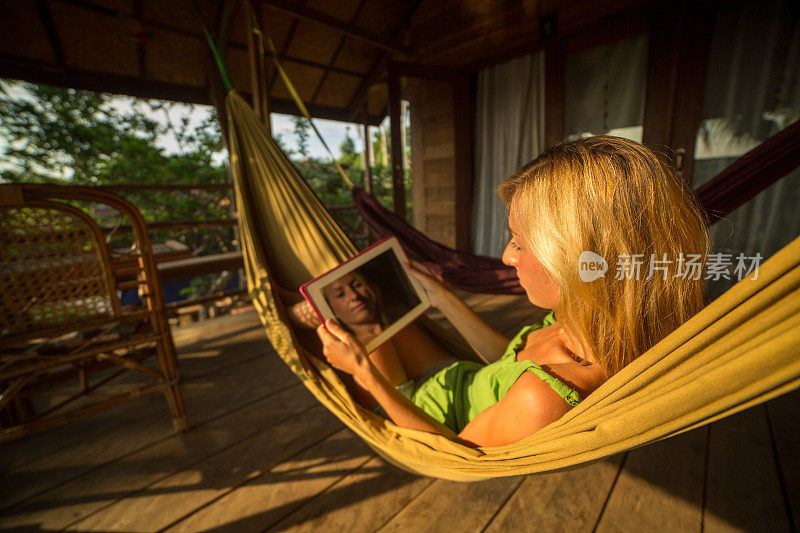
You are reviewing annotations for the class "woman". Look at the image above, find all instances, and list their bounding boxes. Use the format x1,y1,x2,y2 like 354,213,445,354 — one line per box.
317,136,709,448
322,270,387,345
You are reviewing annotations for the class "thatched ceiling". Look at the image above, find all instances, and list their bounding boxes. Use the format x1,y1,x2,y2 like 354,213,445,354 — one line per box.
0,0,650,125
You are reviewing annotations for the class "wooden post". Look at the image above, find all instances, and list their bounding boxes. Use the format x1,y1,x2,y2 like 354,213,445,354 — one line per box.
453,71,473,253
363,122,373,194
544,41,566,149
669,0,715,185
245,0,270,128
379,126,388,166
642,0,714,186
388,62,406,220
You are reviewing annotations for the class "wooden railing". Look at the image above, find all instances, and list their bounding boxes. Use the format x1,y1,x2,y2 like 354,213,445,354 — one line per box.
95,183,368,312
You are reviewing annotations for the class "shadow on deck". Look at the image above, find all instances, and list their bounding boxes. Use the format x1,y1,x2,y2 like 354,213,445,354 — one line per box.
1,294,798,532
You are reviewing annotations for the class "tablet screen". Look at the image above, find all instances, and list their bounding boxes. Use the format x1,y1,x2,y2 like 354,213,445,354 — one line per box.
300,238,430,353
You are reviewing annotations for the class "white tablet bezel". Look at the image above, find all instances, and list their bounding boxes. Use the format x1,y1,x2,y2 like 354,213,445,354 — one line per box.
300,237,430,353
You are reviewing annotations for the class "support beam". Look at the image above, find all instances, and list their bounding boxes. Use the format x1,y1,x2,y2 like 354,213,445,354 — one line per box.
258,0,410,55
387,62,406,220
0,57,383,123
345,0,422,121
453,72,474,253
363,122,373,193
544,41,565,149
36,0,66,69
669,0,716,185
246,0,270,124
134,0,146,79
310,0,367,102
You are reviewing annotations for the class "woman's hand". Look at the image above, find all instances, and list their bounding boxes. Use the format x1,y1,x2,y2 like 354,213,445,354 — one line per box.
405,260,450,308
316,319,372,378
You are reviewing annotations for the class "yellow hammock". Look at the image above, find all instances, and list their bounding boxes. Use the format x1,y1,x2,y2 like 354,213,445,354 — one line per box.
225,90,800,481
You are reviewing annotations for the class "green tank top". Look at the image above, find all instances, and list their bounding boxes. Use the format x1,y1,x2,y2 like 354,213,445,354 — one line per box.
410,311,582,433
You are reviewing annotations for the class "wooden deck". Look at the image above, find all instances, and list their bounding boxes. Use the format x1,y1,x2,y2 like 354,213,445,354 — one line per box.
1,293,798,532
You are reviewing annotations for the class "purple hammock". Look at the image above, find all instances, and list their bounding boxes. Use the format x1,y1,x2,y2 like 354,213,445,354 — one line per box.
351,120,800,294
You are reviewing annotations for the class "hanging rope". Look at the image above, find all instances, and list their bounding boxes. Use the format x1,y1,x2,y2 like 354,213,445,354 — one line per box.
190,0,233,93
257,32,355,189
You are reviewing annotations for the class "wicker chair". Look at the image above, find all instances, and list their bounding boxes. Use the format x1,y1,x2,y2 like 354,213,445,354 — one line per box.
0,184,189,443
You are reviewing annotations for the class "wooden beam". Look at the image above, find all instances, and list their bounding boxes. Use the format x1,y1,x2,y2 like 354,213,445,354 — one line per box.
216,0,240,55
387,62,405,219
363,122,373,193
246,0,270,123
36,0,66,69
453,72,474,253
0,58,210,103
266,1,303,97
97,184,232,192
544,41,565,149
134,0,146,79
642,1,683,152
158,252,244,283
345,0,422,121
257,0,410,55
310,0,367,102
669,0,716,185
0,56,383,123
390,61,460,81
56,0,365,77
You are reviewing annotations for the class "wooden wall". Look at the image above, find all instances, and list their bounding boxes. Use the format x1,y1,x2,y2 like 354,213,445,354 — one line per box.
407,78,458,248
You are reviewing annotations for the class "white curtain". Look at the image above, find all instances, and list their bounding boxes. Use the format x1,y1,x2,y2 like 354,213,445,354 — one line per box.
472,52,545,257
564,33,649,140
695,0,800,299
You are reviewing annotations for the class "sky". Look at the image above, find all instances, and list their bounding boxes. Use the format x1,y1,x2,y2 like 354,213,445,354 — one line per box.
110,97,369,159
1,80,372,165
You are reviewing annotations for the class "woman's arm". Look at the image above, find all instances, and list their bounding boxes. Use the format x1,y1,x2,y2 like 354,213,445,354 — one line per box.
457,372,572,447
318,320,457,437
406,262,510,363
318,320,569,447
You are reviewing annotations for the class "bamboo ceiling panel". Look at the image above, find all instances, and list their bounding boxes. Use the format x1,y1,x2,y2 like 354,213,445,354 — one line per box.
0,1,55,64
1,0,659,124
315,71,363,107
51,2,139,76
333,38,381,74
270,60,326,102
306,0,364,22
145,29,208,86
286,21,343,65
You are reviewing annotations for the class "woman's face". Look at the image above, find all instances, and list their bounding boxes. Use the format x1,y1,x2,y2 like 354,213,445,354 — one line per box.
502,206,561,309
322,272,377,327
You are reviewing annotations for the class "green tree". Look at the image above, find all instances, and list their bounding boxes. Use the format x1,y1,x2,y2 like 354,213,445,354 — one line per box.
292,115,310,158
0,80,232,298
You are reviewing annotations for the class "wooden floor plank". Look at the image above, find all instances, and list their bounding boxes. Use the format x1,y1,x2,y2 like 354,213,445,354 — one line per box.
166,429,373,532
380,474,524,532
0,311,279,476
704,406,792,532
267,456,434,532
595,429,706,532
68,407,344,532
0,384,317,531
766,388,800,532
484,455,624,532
0,351,297,511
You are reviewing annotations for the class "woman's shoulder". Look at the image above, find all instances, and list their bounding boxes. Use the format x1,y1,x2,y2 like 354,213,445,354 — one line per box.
495,372,574,430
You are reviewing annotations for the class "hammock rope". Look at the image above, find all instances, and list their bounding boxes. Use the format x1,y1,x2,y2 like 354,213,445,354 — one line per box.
224,89,800,481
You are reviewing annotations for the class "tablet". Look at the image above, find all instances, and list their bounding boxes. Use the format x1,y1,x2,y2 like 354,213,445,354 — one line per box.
300,237,430,353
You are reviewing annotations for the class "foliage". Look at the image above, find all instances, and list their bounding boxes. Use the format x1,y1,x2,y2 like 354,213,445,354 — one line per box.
0,80,414,294
0,81,232,298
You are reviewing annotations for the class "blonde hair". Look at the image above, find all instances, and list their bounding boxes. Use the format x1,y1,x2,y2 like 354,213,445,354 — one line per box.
497,136,709,376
